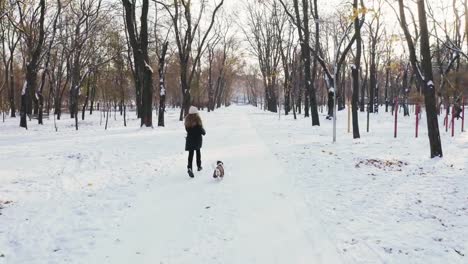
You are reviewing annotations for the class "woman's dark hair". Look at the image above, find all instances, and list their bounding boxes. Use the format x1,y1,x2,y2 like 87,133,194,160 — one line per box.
184,113,203,128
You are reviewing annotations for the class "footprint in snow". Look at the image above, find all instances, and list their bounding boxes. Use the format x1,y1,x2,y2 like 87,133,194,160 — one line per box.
383,247,393,254
273,192,285,198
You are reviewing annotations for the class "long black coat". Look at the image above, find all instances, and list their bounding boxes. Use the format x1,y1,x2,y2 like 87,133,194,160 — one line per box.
185,125,206,151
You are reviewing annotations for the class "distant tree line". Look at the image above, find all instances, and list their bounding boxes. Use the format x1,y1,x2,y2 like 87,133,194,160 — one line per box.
1,0,467,158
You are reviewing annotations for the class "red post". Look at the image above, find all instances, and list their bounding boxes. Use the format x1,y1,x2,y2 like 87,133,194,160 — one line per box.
415,104,420,138
394,97,398,138
451,105,455,137
445,107,449,132
462,97,465,132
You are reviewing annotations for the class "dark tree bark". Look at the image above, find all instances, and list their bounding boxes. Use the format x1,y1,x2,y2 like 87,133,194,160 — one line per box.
384,60,390,112
397,0,443,158
81,73,93,121
122,0,153,127
279,46,292,115
360,66,366,112
158,41,168,127
310,0,320,122
352,0,361,139
369,39,377,113
19,0,46,129
337,67,346,111
207,45,215,112
89,79,96,115
279,0,320,125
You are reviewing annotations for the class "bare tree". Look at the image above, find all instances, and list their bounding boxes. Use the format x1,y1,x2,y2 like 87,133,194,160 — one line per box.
367,0,384,113
276,18,295,116
67,0,109,130
244,1,283,113
211,22,238,111
122,0,154,127
396,0,443,158
278,0,320,124
156,0,224,120
279,0,365,120
10,0,47,129
152,2,172,127
206,30,222,112
351,0,363,139
1,9,20,117
427,1,464,117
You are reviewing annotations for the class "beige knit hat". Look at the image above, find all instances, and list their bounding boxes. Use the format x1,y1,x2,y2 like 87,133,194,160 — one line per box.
188,106,198,114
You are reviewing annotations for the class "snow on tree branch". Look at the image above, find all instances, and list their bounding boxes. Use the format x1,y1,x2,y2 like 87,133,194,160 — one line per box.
145,60,154,73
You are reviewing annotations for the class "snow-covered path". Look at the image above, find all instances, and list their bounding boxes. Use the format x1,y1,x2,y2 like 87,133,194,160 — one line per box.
83,107,342,264
1,105,467,264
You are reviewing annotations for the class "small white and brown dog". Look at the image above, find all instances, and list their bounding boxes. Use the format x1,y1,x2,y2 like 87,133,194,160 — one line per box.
213,161,224,179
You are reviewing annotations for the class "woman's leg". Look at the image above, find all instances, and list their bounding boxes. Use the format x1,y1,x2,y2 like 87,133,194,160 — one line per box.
188,150,194,170
196,149,202,169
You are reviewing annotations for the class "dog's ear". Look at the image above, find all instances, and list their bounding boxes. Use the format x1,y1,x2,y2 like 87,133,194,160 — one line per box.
217,160,222,165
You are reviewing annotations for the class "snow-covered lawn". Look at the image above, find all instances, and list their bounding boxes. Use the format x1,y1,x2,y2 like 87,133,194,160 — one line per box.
0,105,466,264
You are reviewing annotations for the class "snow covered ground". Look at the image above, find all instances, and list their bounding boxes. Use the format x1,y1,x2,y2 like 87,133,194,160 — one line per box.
0,105,467,264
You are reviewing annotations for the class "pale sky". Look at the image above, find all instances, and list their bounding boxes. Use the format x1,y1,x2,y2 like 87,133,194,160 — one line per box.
226,0,461,66
105,0,462,67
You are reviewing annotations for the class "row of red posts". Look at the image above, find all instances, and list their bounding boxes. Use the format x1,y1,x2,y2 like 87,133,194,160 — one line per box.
394,97,465,138
415,104,421,138
444,97,465,137
463,97,465,133
394,97,398,138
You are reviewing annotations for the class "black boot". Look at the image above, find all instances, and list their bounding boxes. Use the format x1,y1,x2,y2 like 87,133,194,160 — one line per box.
187,168,194,178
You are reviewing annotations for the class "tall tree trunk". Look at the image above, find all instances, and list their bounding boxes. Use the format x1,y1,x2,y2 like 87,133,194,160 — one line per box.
338,66,346,110
207,48,214,112
69,49,81,121
360,66,366,112
158,41,168,127
352,0,361,138
327,79,335,118
141,60,153,127
20,0,46,129
416,0,442,157
37,71,47,124
398,0,443,158
82,75,91,121
46,77,53,116
123,0,153,127
369,44,377,113
6,60,15,117
309,0,320,125
385,61,389,112
89,78,96,115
